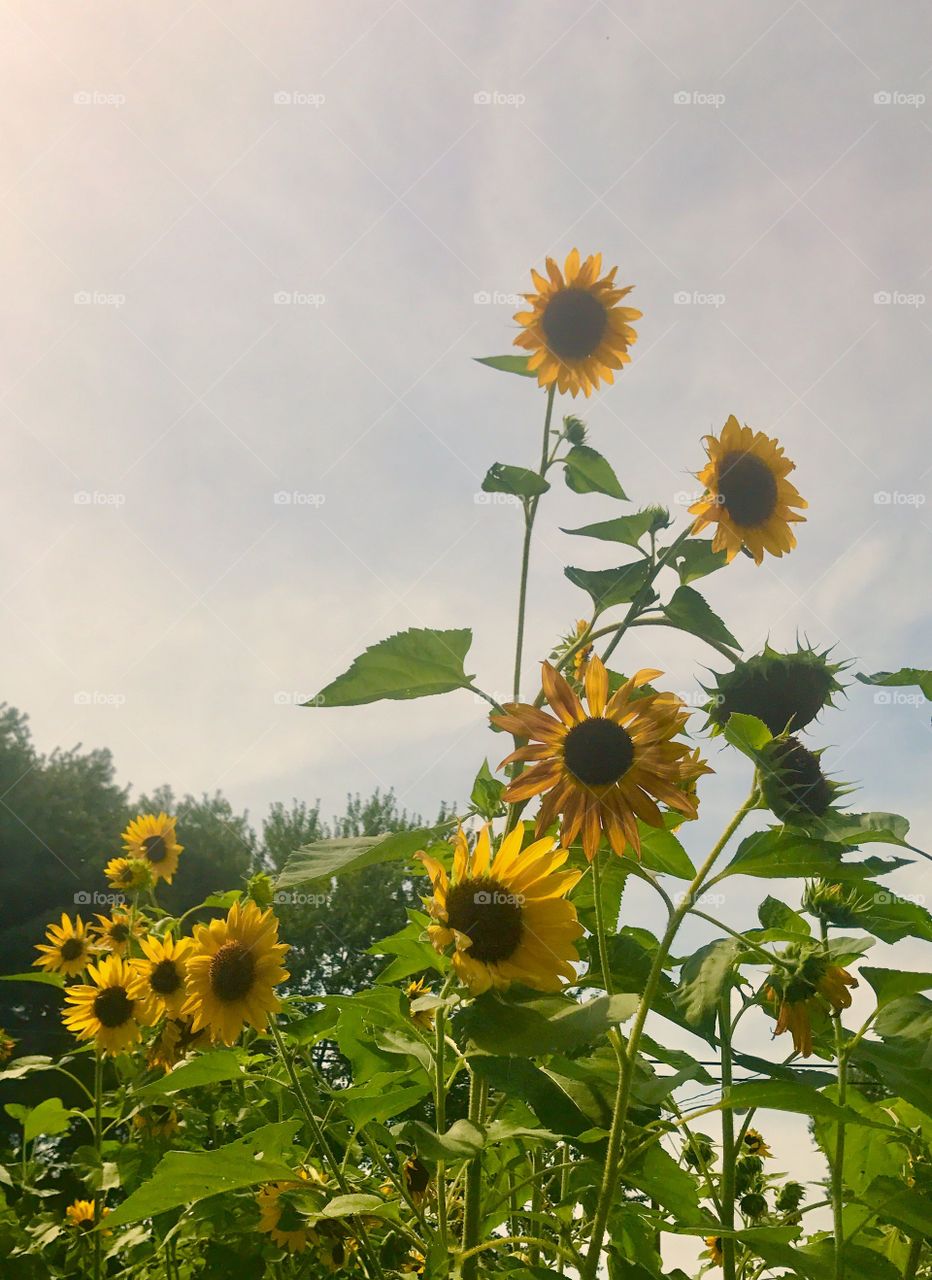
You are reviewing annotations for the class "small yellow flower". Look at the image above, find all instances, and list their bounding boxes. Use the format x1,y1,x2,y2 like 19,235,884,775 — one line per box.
132,1106,179,1140
146,1016,208,1073
104,855,152,894
0,1028,15,1064
62,954,144,1055
572,619,593,680
405,977,435,1032
122,813,183,885
34,914,95,978
129,933,193,1021
702,1236,724,1267
742,1128,772,1159
90,910,143,957
66,1199,110,1233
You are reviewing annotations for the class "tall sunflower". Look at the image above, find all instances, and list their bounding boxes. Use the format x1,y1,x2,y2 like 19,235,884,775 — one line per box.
513,250,640,397
129,933,193,1020
122,812,183,885
62,954,143,1055
494,657,708,861
34,913,95,978
418,824,582,996
689,415,806,564
181,900,289,1045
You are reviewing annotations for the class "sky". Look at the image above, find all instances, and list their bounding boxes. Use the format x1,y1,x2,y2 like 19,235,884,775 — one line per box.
2,0,931,1264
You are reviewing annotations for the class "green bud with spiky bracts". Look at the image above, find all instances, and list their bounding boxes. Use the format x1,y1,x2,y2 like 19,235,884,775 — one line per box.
684,1133,715,1168
704,642,847,737
775,1181,805,1213
759,736,846,826
735,1155,763,1193
802,879,871,928
740,1191,768,1220
563,414,587,445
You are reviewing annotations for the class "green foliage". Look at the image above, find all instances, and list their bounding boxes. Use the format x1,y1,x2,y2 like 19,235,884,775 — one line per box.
309,627,474,707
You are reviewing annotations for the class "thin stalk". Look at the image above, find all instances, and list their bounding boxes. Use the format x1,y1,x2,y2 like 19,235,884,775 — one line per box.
719,990,737,1280
93,1051,103,1280
591,852,615,996
513,384,556,701
435,1003,449,1265
821,921,847,1280
581,786,758,1280
461,1072,488,1280
459,1235,580,1268
601,526,692,664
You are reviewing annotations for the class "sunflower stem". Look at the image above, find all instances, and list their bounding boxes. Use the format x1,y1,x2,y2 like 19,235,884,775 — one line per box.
591,853,615,996
601,525,692,665
462,1071,488,1280
581,785,758,1280
719,989,738,1280
93,1050,103,1280
434,1002,450,1268
512,383,556,703
821,920,848,1280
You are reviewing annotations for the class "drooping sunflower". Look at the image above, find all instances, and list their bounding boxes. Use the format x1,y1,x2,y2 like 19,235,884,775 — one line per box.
181,900,289,1045
62,954,143,1055
122,812,183,885
689,415,807,563
132,1105,179,1140
402,1156,431,1207
147,1015,209,1073
765,950,858,1057
34,913,95,978
742,1128,772,1159
90,909,144,957
66,1199,110,1232
418,824,583,996
705,643,846,737
513,250,640,397
405,977,435,1032
104,855,152,894
494,657,709,861
129,933,193,1020
759,736,845,826
702,1236,724,1267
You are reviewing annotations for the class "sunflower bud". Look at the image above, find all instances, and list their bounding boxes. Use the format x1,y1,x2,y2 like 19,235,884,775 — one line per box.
563,414,587,445
245,872,274,909
740,1191,768,1220
704,643,846,737
684,1133,715,1168
776,1181,805,1213
802,880,868,928
735,1155,763,1193
760,737,839,825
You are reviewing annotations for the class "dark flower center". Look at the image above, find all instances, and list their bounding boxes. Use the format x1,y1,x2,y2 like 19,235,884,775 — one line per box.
541,288,607,360
768,737,832,816
78,1213,94,1232
143,834,167,863
110,922,130,943
93,985,134,1028
563,717,634,787
445,876,523,964
209,941,256,1002
150,958,182,995
60,937,85,962
716,451,778,527
404,1158,430,1197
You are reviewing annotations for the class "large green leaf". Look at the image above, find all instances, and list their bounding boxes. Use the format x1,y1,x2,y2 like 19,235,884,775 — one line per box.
860,968,932,1009
717,1080,894,1130
564,561,652,612
722,712,772,758
337,1074,431,1128
671,539,729,585
856,667,932,700
638,824,696,878
474,354,536,378
848,880,932,944
473,1057,605,1142
623,1144,704,1224
714,828,909,882
104,1121,300,1226
815,811,915,848
137,1049,248,1097
0,971,65,988
5,1097,75,1143
275,826,445,891
561,508,668,550
308,628,474,707
482,463,550,498
860,1175,932,1235
676,940,741,1030
662,585,740,653
561,445,628,499
460,990,638,1056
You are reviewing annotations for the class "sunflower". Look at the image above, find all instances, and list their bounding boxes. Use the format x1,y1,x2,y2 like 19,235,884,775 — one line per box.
90,909,144,957
122,812,183,885
104,855,152,894
132,1105,179,1140
0,1028,16,1065
147,1016,209,1073
256,1170,318,1254
181,900,289,1045
513,250,640,398
759,737,844,826
129,933,193,1021
318,1229,357,1272
62,954,144,1055
571,619,593,679
403,1156,431,1207
742,1129,772,1159
689,415,806,563
418,824,582,996
405,977,435,1032
765,952,858,1057
705,643,846,737
66,1199,110,1232
494,657,708,861
702,1236,724,1267
34,913,95,978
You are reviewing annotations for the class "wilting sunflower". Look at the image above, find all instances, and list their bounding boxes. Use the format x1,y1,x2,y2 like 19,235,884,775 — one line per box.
494,657,708,861
705,643,846,737
66,1199,110,1232
90,909,143,957
132,1105,179,1140
405,977,435,1032
122,812,183,885
129,933,193,1021
63,955,142,1055
759,736,844,826
418,824,582,996
403,1156,431,1207
182,900,289,1045
702,1236,724,1267
765,951,858,1057
513,250,640,397
34,913,95,978
742,1129,772,1159
318,1229,357,1273
147,1016,208,1073
104,855,152,894
256,1170,318,1254
689,415,806,564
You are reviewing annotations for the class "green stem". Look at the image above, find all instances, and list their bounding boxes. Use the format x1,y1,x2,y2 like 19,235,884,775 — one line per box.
601,526,692,664
821,921,847,1280
719,990,737,1280
513,384,556,702
902,1236,923,1280
93,1051,103,1280
462,1071,489,1280
591,852,615,996
459,1235,579,1267
581,786,758,1280
435,1003,450,1267
626,615,741,663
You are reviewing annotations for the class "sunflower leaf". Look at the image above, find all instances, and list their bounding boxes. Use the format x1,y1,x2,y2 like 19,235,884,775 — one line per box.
474,354,537,378
714,829,911,882
482,463,550,498
275,826,447,891
308,628,474,707
856,667,932,700
675,939,742,1031
662,585,740,653
671,538,730,585
562,445,628,499
136,1049,248,1097
0,971,65,988
564,561,653,611
459,990,638,1056
859,968,932,1009
561,507,669,549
